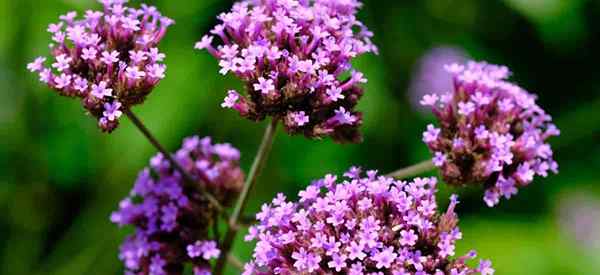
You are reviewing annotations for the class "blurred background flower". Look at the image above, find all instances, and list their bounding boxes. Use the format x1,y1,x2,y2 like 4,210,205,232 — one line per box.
407,46,468,113
2,0,599,274
557,192,600,252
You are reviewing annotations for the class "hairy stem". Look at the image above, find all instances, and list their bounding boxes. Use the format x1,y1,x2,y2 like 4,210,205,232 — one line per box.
124,108,224,213
214,119,278,275
386,159,436,179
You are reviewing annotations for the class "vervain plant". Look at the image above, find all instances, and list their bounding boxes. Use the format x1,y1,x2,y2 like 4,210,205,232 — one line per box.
28,0,559,274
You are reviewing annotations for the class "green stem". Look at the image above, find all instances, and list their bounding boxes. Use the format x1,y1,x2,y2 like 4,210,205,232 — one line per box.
386,159,435,179
213,119,278,275
124,108,224,213
227,254,244,271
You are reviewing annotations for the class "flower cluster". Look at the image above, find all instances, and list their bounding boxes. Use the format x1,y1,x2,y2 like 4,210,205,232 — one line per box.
111,136,244,275
196,0,377,143
26,0,173,132
243,168,493,274
421,61,560,207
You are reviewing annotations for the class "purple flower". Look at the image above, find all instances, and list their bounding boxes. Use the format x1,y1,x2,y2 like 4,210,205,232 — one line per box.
399,229,418,246
27,1,173,133
194,35,214,51
423,124,441,144
326,87,345,102
332,107,358,125
187,240,221,260
373,246,398,269
90,81,112,99
81,47,97,60
433,152,447,167
244,168,491,274
52,54,72,72
54,73,72,89
112,136,245,274
73,77,88,94
129,50,148,64
125,65,146,80
253,77,275,95
291,247,322,273
422,61,560,206
196,0,377,143
478,259,495,275
103,101,122,122
287,111,310,127
39,69,52,83
149,255,166,275
27,57,46,72
328,253,347,272
100,50,120,65
146,64,166,80
457,101,476,116
221,90,240,109
420,94,439,106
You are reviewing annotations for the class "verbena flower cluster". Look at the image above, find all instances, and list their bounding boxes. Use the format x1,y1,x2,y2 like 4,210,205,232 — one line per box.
243,168,493,274
421,61,560,207
196,0,377,143
111,136,244,275
26,0,173,132
25,0,568,273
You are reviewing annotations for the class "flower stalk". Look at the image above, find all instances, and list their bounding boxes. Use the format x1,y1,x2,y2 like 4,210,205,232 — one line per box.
124,108,224,212
386,159,435,179
214,118,278,274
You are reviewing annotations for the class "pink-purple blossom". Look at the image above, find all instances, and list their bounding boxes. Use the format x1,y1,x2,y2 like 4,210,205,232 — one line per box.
421,61,560,207
221,90,240,109
187,241,221,260
244,168,492,274
26,1,173,132
286,111,310,127
195,0,377,143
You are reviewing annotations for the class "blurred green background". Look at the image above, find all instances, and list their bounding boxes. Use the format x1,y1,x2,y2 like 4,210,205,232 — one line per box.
1,0,600,274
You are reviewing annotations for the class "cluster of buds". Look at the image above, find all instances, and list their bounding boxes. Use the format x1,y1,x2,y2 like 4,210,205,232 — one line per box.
26,0,173,132
196,0,377,143
244,168,493,274
421,61,560,206
111,136,244,275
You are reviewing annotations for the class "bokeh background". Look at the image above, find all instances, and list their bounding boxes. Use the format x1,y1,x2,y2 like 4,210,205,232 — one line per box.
1,0,599,274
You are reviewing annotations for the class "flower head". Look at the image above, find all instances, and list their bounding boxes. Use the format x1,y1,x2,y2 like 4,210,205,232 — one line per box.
244,168,491,274
196,0,377,143
111,136,245,274
27,1,173,132
421,61,560,206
